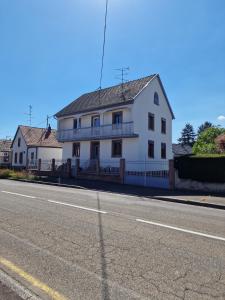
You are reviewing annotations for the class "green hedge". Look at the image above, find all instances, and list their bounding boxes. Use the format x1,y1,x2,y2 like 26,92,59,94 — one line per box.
175,156,225,183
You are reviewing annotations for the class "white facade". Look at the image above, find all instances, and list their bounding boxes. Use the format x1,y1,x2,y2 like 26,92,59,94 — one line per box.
57,76,174,169
11,128,27,167
11,128,62,168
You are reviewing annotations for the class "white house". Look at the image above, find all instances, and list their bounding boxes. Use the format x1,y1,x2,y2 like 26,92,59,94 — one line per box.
55,74,174,173
11,125,63,169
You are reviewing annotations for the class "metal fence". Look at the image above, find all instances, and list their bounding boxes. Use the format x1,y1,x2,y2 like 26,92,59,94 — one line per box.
125,160,169,189
27,159,38,170
100,160,120,175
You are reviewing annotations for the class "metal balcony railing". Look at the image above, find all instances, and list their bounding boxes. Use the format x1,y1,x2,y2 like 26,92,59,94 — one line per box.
57,122,137,142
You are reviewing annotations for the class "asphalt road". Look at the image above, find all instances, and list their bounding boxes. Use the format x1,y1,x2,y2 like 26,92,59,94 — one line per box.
0,179,225,300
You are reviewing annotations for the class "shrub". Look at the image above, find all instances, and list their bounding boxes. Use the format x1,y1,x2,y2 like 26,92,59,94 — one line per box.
0,169,39,181
0,169,12,179
193,127,225,154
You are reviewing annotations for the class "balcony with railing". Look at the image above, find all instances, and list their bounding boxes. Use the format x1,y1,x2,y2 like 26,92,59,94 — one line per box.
57,122,138,142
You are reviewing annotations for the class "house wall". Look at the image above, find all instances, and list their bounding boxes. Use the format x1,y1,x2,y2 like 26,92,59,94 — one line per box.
12,129,27,167
63,138,139,163
132,77,173,161
37,147,62,161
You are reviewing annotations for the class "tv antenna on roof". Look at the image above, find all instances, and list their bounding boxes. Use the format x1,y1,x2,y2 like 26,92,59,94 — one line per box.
115,67,130,98
24,105,33,126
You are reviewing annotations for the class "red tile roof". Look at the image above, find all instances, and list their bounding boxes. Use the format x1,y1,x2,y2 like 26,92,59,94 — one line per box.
18,126,62,148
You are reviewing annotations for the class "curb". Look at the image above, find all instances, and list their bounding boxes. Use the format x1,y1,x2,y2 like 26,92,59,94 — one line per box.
0,268,42,300
152,196,225,210
8,178,225,211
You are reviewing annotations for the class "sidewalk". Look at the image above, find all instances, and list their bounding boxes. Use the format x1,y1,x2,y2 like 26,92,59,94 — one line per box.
10,177,225,210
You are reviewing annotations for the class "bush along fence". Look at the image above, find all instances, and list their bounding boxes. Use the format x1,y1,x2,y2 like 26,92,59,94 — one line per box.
174,156,225,193
28,158,175,190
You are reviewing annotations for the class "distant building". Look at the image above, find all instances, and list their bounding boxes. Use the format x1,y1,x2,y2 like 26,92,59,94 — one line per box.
0,139,12,167
11,125,63,169
172,143,192,157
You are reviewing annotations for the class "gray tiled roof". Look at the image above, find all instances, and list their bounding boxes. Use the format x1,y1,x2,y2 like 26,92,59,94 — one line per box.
55,75,156,118
172,144,192,156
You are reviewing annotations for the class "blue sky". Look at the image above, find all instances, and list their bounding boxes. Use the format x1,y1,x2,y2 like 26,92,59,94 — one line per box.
0,0,225,142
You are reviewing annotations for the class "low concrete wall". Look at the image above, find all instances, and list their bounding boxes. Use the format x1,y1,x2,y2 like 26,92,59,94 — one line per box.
175,171,225,193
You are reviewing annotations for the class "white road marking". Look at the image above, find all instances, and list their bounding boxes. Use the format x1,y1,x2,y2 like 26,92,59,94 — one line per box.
47,199,107,214
1,191,36,199
136,218,225,242
1,189,224,242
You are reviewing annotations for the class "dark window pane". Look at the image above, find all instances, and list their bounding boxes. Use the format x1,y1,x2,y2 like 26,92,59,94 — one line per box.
161,118,166,134
72,143,80,157
154,92,159,105
19,152,23,164
148,113,154,130
73,119,78,129
92,116,100,127
148,140,154,158
112,140,122,157
112,112,123,124
161,143,166,159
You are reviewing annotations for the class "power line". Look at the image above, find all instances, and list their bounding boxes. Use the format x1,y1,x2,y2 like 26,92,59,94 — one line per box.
99,0,109,91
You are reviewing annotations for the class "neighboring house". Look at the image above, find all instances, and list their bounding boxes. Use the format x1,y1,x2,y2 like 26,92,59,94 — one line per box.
172,143,192,157
0,139,12,167
215,133,225,152
55,74,174,169
11,125,63,169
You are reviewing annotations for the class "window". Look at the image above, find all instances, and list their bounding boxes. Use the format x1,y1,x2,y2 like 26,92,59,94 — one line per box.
14,153,18,164
73,119,78,129
148,140,154,158
72,142,80,157
154,92,159,105
161,118,166,134
161,143,166,159
31,152,34,162
112,111,123,125
18,138,21,147
91,115,100,127
112,140,122,157
19,152,23,164
78,118,81,128
148,113,155,131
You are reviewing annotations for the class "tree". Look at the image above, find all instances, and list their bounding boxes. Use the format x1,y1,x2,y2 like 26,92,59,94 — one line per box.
193,127,225,154
197,121,213,136
178,123,196,146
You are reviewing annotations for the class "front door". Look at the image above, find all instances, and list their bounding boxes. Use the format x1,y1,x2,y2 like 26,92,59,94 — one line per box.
90,141,100,160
